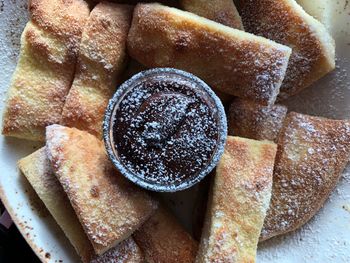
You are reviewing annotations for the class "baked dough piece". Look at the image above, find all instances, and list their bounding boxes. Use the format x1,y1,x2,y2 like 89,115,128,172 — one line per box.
236,0,335,100
61,3,133,138
261,112,350,241
196,137,277,263
296,0,332,30
1,0,89,141
46,125,158,255
127,3,292,105
180,0,244,29
18,148,144,263
133,206,198,263
228,98,288,142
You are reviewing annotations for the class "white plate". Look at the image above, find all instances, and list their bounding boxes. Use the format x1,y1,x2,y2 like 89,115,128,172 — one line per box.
0,1,349,262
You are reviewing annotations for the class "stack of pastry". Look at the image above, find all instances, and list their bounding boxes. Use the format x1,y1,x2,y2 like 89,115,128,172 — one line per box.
1,0,349,262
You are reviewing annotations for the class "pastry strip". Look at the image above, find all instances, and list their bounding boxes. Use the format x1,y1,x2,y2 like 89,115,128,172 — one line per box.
46,125,158,255
61,2,133,138
1,0,89,141
196,137,277,262
236,0,335,100
296,0,332,30
18,148,144,263
127,3,292,105
261,112,350,241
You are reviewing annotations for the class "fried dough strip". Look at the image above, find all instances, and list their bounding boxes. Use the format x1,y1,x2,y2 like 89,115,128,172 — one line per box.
46,125,158,255
61,3,133,138
236,0,335,100
18,148,144,263
2,0,89,141
228,98,288,142
127,3,292,105
261,113,350,241
296,0,332,30
196,137,277,262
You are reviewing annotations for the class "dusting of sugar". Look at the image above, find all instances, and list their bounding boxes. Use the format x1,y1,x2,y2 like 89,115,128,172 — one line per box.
45,124,69,169
116,83,218,185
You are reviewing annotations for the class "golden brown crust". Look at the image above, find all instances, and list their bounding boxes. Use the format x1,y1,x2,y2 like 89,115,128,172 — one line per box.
61,3,133,138
180,0,244,29
45,125,158,255
236,0,335,100
196,137,277,262
18,148,144,263
2,0,89,141
133,206,198,263
261,113,350,241
127,3,292,105
29,0,89,50
228,98,288,142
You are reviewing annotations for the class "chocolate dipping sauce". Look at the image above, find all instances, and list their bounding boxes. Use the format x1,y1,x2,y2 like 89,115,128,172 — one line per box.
104,68,227,192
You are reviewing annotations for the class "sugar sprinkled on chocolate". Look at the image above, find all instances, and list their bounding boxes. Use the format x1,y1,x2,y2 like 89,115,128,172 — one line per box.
104,68,227,192
114,77,218,186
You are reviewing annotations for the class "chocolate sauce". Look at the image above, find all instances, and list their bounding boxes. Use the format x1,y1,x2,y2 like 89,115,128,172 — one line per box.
111,74,221,187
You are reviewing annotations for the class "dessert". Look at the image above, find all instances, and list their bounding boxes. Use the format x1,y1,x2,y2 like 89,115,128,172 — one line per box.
127,3,292,105
228,98,288,142
61,3,133,138
46,124,158,255
196,137,277,262
104,68,227,192
18,148,144,263
1,0,89,141
0,0,347,259
261,112,350,241
296,0,332,30
236,0,335,100
133,206,198,262
180,0,244,29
